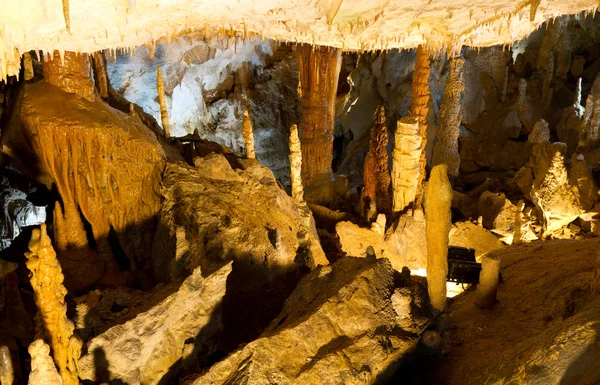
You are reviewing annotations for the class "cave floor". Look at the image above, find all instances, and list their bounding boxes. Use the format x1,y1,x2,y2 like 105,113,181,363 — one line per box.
425,238,598,385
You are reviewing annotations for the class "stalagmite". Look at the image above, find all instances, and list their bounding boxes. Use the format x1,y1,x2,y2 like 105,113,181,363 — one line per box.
582,74,600,146
575,77,582,106
42,51,95,101
433,56,464,179
424,164,452,313
360,105,392,219
23,52,34,81
476,254,501,308
296,44,342,186
25,224,81,385
157,66,171,138
27,340,63,385
242,110,256,159
392,116,422,213
0,346,13,385
289,124,305,202
411,45,431,207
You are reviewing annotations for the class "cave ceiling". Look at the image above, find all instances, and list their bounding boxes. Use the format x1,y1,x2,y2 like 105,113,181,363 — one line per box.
0,0,598,80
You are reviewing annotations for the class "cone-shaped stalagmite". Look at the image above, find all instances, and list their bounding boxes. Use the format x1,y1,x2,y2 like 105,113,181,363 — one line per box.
361,105,392,219
392,116,422,213
0,346,13,385
296,44,342,187
243,110,256,159
157,66,171,138
27,340,63,385
26,224,81,385
433,56,464,179
289,124,305,202
476,254,501,308
411,45,431,207
424,165,452,313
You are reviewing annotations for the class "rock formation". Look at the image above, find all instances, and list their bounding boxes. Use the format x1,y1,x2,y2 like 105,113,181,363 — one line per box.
42,51,94,101
242,110,256,159
360,105,392,219
152,155,325,350
433,57,464,179
424,164,452,313
157,66,171,138
296,44,341,187
25,224,81,385
475,253,501,308
2,71,166,290
477,192,518,244
78,262,232,385
392,116,422,213
411,45,431,207
190,257,432,385
289,124,305,202
27,340,63,385
0,345,13,385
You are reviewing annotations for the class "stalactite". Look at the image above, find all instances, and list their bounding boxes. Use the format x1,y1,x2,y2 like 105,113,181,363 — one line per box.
25,224,82,385
0,346,13,385
157,66,171,138
62,0,71,32
27,340,63,385
289,124,305,202
424,164,452,314
360,105,392,219
392,116,422,214
42,51,95,101
91,52,109,100
433,56,464,179
242,110,256,159
296,44,342,187
411,45,431,208
23,52,34,81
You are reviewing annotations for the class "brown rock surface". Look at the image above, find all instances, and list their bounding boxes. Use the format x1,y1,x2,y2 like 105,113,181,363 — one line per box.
190,257,432,385
152,157,325,349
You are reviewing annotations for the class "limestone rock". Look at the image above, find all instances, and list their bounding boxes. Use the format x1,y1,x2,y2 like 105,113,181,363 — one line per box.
568,154,596,211
392,116,422,213
477,192,518,243
27,340,62,385
190,257,432,385
152,157,325,349
452,190,478,219
385,209,428,272
530,143,585,236
449,222,504,261
2,81,166,290
78,263,231,385
335,221,399,266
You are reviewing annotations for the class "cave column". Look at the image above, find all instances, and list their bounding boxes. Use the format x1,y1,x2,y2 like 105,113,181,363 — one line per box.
42,51,95,102
432,56,464,180
296,44,342,187
411,45,431,208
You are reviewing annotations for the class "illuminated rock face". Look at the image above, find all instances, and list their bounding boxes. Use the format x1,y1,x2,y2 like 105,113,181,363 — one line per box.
2,80,166,290
191,257,432,385
78,262,232,385
1,0,598,81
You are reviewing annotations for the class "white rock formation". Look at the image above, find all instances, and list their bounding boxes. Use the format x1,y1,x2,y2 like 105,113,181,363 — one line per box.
78,263,232,385
1,1,598,80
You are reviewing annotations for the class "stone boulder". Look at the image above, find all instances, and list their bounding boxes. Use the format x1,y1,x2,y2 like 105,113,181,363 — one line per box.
189,257,432,385
152,156,326,350
477,191,518,243
78,262,232,385
449,222,504,260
